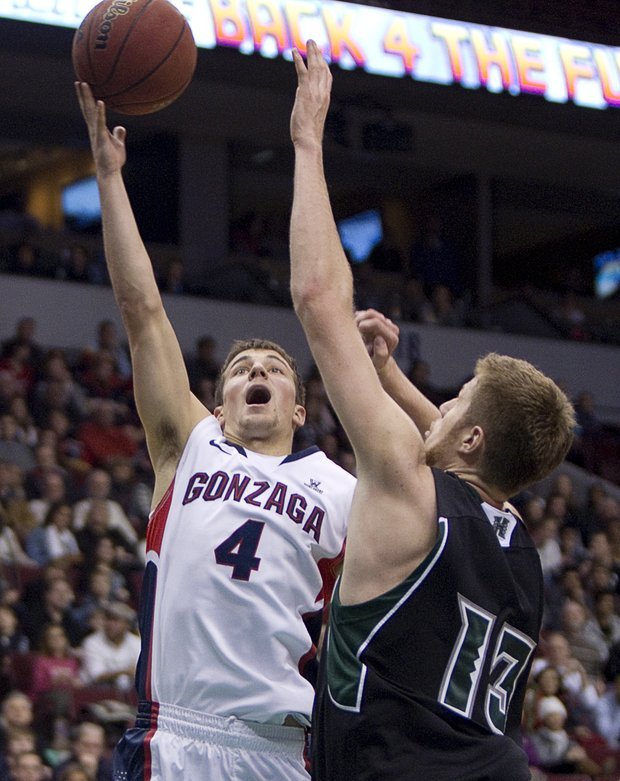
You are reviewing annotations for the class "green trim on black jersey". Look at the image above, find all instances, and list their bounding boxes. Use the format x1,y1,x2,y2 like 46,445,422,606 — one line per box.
326,518,449,711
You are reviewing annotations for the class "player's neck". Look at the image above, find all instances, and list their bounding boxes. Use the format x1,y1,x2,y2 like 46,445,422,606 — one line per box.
225,431,293,457
454,469,507,509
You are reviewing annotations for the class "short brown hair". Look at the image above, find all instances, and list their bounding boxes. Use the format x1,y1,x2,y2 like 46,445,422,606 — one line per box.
214,339,306,406
466,353,575,496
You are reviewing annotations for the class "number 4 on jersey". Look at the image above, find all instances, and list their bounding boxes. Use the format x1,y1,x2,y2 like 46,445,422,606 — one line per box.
214,520,265,581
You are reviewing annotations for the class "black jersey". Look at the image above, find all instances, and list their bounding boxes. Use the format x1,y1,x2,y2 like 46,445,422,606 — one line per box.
312,468,543,781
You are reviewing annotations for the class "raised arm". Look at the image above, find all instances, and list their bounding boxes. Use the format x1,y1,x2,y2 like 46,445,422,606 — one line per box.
355,308,441,436
75,83,207,503
290,44,437,601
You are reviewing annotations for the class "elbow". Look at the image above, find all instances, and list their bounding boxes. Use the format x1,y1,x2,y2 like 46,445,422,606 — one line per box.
118,292,163,332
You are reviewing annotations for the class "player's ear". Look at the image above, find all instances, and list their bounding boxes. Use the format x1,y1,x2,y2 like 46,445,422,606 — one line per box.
213,405,225,425
293,404,306,430
459,425,484,455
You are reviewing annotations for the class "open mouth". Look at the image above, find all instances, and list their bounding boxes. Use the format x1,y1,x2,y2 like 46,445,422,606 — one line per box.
246,385,272,405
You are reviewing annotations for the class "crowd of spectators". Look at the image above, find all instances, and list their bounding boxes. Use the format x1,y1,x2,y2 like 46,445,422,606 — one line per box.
0,309,618,779
1,209,619,347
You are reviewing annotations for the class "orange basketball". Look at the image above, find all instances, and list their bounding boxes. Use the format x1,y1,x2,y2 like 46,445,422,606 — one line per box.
72,0,197,115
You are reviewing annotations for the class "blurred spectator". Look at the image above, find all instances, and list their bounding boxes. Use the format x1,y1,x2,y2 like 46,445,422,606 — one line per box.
8,399,37,450
544,565,587,631
31,353,87,428
44,412,89,485
532,631,600,724
28,625,82,706
25,503,81,571
0,417,35,474
531,517,563,581
0,692,35,753
405,359,447,407
589,590,620,654
0,506,37,570
157,257,186,295
52,722,111,781
594,672,620,750
55,764,89,781
72,471,137,549
9,750,50,781
408,214,462,298
81,321,130,382
0,318,44,373
0,344,36,401
76,401,138,470
106,458,151,537
558,525,589,572
24,444,67,502
185,336,220,396
78,357,130,406
6,241,50,279
422,284,465,327
27,474,68,528
571,391,604,473
72,565,127,639
559,598,609,679
16,578,83,650
529,695,601,775
0,462,37,543
400,277,434,323
523,665,566,733
79,603,139,694
56,244,97,285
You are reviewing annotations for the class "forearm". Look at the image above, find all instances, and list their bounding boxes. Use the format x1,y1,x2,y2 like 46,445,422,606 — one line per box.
377,358,441,436
97,171,162,327
290,141,353,318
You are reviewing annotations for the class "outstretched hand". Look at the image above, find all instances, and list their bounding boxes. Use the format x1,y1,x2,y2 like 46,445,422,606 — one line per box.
75,81,127,176
355,308,400,371
290,40,332,148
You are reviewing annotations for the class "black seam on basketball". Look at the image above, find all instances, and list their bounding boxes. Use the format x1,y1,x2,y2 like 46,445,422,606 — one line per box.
109,67,193,110
100,0,158,88
102,20,191,99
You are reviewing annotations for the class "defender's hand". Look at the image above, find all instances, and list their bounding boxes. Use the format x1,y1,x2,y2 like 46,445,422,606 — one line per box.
355,308,400,371
291,40,332,149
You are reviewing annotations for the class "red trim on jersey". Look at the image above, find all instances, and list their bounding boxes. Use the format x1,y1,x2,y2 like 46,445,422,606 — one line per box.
316,542,346,614
146,478,175,555
143,701,160,781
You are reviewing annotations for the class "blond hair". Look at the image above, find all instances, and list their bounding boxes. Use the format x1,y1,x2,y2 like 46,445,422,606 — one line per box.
467,353,575,495
214,339,305,406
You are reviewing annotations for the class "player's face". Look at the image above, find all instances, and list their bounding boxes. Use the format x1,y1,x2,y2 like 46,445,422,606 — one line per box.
218,350,305,440
424,378,477,469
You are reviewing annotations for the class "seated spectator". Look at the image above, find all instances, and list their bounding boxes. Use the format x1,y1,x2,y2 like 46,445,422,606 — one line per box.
6,240,50,278
0,461,38,545
531,517,563,581
24,444,67,503
79,356,130,406
55,764,89,781
594,672,620,750
558,525,589,572
31,353,88,428
72,472,137,549
28,625,82,708
44,411,90,485
544,565,587,631
523,665,566,733
157,256,186,294
588,590,620,652
16,577,83,650
0,505,38,571
79,603,139,694
10,749,50,781
73,565,128,639
25,503,81,572
0,344,36,403
56,244,97,285
27,474,68,528
81,320,131,382
0,692,35,754
7,398,37,450
532,631,600,727
185,335,220,396
0,318,44,375
530,695,601,776
106,458,151,538
0,606,29,698
0,417,35,475
76,402,138,470
559,598,609,679
52,722,111,781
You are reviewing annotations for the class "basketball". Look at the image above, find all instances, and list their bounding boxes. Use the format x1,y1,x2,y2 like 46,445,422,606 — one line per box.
72,0,197,115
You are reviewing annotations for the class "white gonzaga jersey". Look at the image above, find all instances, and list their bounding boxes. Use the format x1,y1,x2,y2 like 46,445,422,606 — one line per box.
136,415,355,724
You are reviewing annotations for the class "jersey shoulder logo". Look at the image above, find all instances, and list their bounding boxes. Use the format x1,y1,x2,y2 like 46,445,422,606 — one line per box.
304,478,323,494
481,503,517,547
